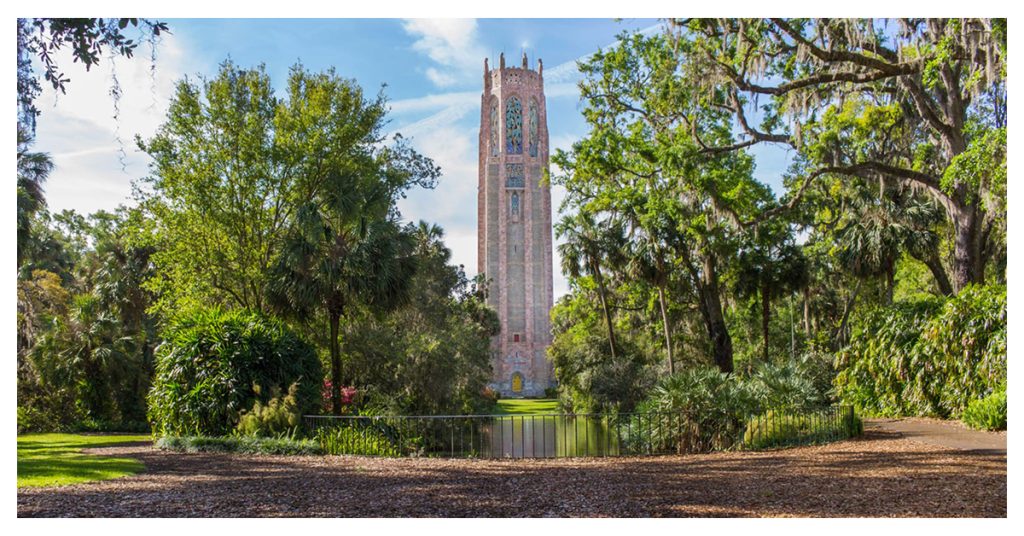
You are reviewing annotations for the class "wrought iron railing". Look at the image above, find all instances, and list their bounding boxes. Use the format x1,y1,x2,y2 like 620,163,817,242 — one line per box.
304,405,858,458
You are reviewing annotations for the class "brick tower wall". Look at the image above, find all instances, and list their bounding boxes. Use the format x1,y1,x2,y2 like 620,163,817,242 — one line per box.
477,53,554,398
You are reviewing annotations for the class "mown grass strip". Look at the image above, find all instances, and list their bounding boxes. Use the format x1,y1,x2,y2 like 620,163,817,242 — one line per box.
494,398,559,415
17,433,151,488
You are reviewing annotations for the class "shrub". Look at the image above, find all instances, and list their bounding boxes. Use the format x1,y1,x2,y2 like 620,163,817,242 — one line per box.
147,308,323,436
236,383,302,437
17,405,50,434
962,389,1007,431
638,367,758,452
745,361,823,411
834,284,1006,418
156,435,323,455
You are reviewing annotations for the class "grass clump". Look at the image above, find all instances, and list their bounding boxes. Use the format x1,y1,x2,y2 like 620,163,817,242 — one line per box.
236,382,302,437
962,389,1007,431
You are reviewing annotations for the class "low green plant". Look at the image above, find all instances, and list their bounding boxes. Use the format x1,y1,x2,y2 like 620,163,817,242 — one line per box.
743,408,860,450
315,424,401,456
962,389,1007,431
236,383,302,437
638,367,758,452
745,361,824,410
835,284,1006,418
17,405,50,434
156,435,323,455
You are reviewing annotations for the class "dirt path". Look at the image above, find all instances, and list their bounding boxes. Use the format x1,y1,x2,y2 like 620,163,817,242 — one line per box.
865,418,1006,453
18,429,1005,518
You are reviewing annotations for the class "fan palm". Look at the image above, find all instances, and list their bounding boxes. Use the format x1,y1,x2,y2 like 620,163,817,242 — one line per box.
267,202,417,415
17,126,53,267
557,211,623,360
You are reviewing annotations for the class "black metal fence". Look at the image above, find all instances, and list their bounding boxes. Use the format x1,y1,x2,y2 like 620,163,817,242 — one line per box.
303,405,858,458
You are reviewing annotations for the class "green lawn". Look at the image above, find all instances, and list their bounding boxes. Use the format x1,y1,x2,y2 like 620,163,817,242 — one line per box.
17,433,152,488
494,398,560,415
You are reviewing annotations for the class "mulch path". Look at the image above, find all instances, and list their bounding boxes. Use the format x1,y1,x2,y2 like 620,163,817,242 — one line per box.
17,430,1006,518
865,417,1006,453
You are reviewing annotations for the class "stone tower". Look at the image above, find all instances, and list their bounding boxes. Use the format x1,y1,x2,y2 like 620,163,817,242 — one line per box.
478,52,555,398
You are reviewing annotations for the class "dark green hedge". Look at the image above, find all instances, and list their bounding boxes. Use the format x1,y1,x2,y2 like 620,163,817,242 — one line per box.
147,308,322,436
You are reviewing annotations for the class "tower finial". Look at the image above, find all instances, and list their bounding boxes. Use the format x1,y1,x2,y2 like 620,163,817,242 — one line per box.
538,58,543,77
484,57,489,74
499,52,505,69
522,51,528,68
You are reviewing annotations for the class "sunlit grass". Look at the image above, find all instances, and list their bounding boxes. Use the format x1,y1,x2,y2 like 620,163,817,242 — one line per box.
494,398,560,415
17,433,151,488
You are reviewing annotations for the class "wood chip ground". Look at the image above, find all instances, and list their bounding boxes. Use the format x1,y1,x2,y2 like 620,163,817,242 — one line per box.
17,430,1006,517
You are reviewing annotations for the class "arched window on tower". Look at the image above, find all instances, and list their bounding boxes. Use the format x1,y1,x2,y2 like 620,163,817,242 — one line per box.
489,101,499,156
510,192,520,222
505,96,522,154
528,99,539,157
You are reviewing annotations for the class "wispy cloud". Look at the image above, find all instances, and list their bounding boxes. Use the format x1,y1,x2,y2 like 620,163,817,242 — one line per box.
401,18,487,89
32,31,187,215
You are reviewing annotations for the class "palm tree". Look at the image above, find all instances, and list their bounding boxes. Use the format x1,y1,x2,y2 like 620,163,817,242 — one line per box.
267,203,418,415
835,187,948,303
623,223,677,374
557,211,622,360
735,231,809,364
17,126,53,267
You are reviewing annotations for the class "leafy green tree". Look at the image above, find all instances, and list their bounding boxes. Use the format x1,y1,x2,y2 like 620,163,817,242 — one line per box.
671,18,1006,292
257,67,439,415
138,62,289,313
556,211,624,361
554,31,775,373
340,222,498,415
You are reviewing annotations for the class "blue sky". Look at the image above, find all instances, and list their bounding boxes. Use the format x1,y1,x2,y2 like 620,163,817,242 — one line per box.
30,18,792,299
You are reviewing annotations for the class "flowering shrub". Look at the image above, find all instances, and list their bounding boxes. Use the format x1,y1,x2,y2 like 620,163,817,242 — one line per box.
321,380,358,413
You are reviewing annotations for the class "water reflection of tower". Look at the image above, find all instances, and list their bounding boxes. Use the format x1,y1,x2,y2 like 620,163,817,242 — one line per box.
477,52,554,397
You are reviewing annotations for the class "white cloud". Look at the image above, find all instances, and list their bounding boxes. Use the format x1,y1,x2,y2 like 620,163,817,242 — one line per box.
389,91,478,116
401,18,486,88
32,31,187,216
396,121,480,275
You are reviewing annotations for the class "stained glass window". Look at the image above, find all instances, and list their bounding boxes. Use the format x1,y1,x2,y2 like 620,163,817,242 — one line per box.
489,102,499,156
528,99,539,157
505,96,523,154
505,163,524,188
510,192,520,219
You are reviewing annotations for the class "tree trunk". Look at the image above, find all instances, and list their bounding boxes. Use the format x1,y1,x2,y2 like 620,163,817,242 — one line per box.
761,283,771,363
884,262,896,305
952,205,985,293
657,285,674,375
803,287,811,337
328,308,342,416
592,262,618,360
697,252,733,373
835,279,862,346
919,252,954,296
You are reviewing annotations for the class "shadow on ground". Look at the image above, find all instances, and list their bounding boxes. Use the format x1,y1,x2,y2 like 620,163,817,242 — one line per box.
17,431,1006,518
